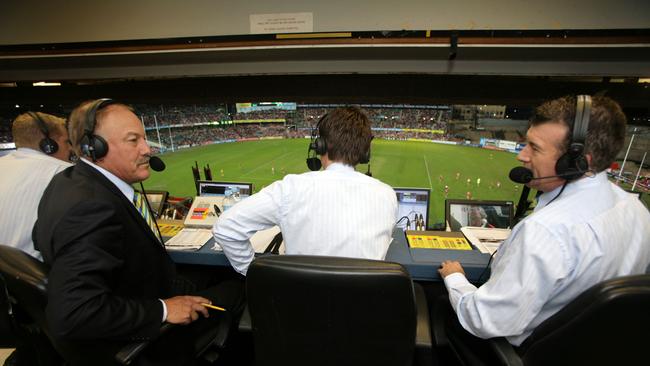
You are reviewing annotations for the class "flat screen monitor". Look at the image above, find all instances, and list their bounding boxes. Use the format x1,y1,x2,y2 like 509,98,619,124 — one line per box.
197,180,253,198
137,190,168,218
445,199,514,232
394,187,431,231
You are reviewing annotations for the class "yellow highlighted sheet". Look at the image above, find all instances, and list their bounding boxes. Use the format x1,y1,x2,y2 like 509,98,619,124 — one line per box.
406,232,472,250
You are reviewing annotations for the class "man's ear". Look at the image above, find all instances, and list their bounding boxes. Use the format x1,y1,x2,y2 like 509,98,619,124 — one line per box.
585,153,593,169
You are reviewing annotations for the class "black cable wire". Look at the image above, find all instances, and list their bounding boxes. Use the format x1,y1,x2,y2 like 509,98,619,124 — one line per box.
477,250,498,283
395,216,411,229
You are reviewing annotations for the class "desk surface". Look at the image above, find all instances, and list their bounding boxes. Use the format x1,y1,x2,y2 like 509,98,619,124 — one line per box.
168,228,492,282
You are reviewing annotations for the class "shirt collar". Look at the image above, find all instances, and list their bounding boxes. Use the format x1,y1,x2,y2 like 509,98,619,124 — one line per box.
535,171,607,211
325,162,355,172
81,158,135,202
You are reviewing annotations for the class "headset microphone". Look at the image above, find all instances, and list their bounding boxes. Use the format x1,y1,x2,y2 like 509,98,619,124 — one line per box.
508,166,590,184
149,156,166,172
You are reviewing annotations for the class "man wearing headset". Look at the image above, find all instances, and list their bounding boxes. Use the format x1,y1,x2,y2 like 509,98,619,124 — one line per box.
438,96,650,353
33,100,240,365
213,106,397,275
0,112,72,260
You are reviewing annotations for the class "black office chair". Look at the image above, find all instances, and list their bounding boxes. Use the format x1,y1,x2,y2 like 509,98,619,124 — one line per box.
0,244,228,366
443,274,650,366
246,255,432,366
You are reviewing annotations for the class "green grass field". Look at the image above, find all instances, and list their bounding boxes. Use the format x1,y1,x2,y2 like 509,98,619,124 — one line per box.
145,138,525,226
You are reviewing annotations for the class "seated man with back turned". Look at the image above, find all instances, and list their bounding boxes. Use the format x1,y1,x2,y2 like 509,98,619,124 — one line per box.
33,99,240,366
439,96,650,352
0,112,72,260
213,106,397,275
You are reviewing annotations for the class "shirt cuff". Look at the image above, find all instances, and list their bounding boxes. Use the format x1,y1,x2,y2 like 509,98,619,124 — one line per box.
443,272,471,288
159,299,167,322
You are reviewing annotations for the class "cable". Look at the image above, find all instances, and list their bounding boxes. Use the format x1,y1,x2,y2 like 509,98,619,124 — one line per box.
477,250,498,283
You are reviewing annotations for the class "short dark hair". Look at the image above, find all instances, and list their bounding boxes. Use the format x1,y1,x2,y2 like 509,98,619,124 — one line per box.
530,95,626,172
319,107,373,166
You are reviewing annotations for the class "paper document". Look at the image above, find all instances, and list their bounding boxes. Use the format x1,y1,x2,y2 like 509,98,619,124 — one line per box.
460,227,511,254
406,231,472,250
165,228,213,251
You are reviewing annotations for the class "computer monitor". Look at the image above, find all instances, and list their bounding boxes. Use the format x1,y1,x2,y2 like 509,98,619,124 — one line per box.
137,190,168,218
197,181,253,198
445,199,514,232
394,187,431,231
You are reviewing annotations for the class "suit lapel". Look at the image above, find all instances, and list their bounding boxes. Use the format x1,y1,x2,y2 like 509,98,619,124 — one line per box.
75,162,163,246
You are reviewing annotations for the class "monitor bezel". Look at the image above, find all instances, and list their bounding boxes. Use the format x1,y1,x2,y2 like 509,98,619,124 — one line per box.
196,180,254,197
393,187,432,230
445,199,515,231
139,190,168,218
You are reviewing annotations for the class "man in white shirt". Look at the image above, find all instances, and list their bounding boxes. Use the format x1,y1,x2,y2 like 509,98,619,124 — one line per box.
0,112,72,260
439,96,650,351
213,107,397,275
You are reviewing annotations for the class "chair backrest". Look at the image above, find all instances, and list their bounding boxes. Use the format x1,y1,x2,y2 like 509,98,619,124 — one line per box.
246,255,417,366
520,274,650,366
0,245,66,365
0,245,49,328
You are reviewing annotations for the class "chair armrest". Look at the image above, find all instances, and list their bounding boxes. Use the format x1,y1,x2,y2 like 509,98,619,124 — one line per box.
488,337,523,366
114,323,174,365
414,283,432,349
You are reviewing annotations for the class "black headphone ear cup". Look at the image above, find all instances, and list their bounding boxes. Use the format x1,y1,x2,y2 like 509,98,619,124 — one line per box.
39,137,59,155
91,134,109,160
359,146,371,164
555,143,587,181
314,137,327,155
306,157,322,171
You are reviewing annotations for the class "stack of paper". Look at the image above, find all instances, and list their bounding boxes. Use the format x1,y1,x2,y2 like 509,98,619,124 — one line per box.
460,227,511,254
165,228,213,251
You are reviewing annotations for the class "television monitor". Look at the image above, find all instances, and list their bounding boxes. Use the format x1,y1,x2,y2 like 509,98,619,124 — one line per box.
197,180,253,198
445,199,514,232
137,190,168,218
394,187,431,231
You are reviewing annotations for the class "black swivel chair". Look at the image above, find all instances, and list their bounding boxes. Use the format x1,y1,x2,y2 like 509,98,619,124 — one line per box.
0,244,228,365
443,274,650,366
246,255,432,366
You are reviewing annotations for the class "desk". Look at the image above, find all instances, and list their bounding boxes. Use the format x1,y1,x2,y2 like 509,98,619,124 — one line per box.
168,228,492,282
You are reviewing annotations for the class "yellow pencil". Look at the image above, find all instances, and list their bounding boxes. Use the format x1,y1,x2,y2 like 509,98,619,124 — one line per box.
201,303,226,312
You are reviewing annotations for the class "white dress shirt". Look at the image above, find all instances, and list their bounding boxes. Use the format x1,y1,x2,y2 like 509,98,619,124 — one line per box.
444,172,650,346
0,148,72,260
213,162,398,275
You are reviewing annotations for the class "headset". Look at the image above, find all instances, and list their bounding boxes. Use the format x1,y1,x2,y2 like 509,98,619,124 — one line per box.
27,112,58,155
80,98,117,161
554,95,591,181
306,115,328,171
305,113,371,171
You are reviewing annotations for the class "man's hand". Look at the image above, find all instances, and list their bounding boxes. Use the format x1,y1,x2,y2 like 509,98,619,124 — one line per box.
163,296,211,325
438,260,466,278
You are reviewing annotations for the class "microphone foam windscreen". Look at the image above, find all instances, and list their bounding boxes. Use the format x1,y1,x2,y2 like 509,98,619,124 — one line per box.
149,156,166,172
509,166,533,184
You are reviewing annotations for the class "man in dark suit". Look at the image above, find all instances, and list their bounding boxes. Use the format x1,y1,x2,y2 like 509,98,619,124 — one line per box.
33,99,237,366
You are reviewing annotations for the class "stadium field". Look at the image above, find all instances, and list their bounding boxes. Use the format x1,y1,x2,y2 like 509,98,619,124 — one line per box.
145,138,524,227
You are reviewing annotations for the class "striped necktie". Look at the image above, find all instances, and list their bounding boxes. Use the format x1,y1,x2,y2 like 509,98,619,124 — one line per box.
133,191,162,242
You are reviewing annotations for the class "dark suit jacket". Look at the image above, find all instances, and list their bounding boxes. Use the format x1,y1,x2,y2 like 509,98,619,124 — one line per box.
33,161,177,364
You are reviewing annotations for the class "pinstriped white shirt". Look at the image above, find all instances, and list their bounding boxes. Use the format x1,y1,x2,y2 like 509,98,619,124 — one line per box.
0,148,72,260
213,162,398,275
444,172,650,346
